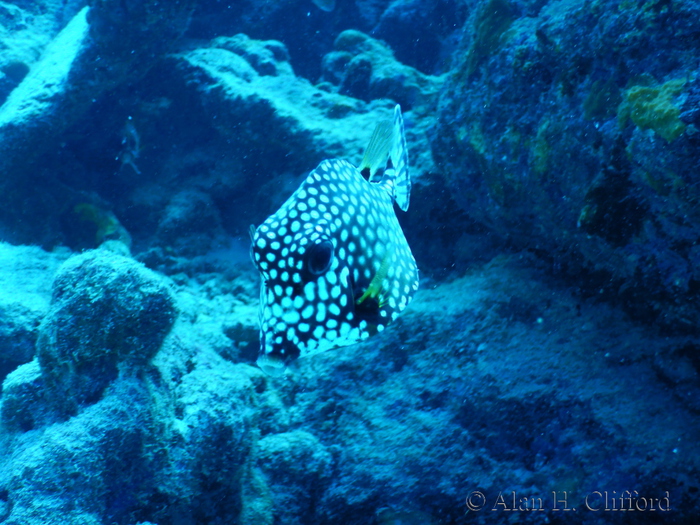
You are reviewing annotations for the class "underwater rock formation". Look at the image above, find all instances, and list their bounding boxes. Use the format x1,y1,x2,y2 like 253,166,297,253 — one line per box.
1,246,697,524
0,249,264,524
156,190,228,257
321,29,443,109
0,0,196,246
0,244,68,382
1,376,160,524
186,0,461,81
174,33,396,173
432,0,700,330
168,31,443,238
36,250,177,416
257,430,332,524
0,0,67,107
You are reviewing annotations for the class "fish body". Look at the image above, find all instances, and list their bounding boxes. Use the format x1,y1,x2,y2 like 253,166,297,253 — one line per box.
118,117,142,174
251,105,418,375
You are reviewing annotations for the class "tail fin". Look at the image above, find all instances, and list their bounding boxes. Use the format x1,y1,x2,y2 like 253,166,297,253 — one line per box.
386,104,410,211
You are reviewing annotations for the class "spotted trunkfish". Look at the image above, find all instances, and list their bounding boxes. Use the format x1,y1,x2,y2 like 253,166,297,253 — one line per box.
250,104,419,375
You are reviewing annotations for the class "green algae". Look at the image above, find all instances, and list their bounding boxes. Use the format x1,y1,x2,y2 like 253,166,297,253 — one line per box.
619,78,686,142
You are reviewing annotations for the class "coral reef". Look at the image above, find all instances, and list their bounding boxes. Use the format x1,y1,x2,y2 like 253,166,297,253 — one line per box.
156,190,227,257
36,250,177,416
0,249,261,524
0,244,68,382
257,430,332,524
433,0,700,331
0,0,196,247
321,29,443,109
0,0,698,523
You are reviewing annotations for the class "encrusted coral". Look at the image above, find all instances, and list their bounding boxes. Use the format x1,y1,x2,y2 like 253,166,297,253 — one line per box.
621,78,687,142
321,30,443,109
36,250,177,416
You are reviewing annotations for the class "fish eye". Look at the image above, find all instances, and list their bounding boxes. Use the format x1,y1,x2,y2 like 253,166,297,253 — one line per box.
305,240,334,276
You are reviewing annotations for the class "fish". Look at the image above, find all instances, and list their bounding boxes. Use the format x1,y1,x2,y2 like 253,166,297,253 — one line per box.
250,104,419,375
117,117,142,174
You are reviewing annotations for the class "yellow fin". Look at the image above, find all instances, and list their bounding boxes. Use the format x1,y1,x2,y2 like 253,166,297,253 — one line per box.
359,120,393,181
357,245,392,306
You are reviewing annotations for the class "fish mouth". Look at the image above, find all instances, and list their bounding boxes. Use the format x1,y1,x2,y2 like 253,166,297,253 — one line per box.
256,353,287,377
256,334,301,376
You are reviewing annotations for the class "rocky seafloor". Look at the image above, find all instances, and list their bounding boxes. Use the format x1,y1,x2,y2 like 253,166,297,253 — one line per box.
0,0,699,524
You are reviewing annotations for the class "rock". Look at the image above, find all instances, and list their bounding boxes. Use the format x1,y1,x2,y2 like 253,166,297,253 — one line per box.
372,0,467,74
0,360,46,431
172,361,256,521
0,0,196,246
171,33,408,232
432,0,700,331
1,377,159,524
167,31,443,243
211,33,294,77
275,254,700,523
174,34,393,174
0,7,91,165
156,190,227,257
257,430,332,525
36,250,177,416
0,243,68,382
322,29,444,110
0,0,66,106
150,337,260,523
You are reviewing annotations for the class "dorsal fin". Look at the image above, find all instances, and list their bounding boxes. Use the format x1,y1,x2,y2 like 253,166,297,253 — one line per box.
380,104,411,211
359,119,393,181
